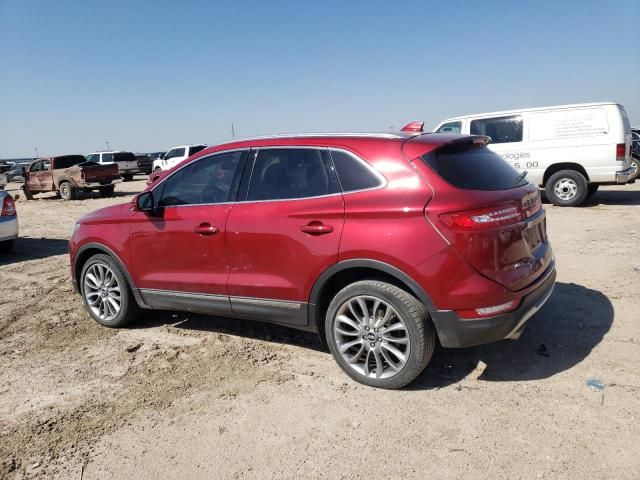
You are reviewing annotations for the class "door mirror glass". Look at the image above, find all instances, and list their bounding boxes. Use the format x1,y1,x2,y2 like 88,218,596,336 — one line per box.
136,191,155,212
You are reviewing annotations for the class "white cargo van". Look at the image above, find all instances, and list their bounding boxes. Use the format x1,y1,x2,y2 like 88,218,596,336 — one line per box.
434,102,634,206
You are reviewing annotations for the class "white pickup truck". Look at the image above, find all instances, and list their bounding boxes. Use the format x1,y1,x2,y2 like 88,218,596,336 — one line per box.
86,151,139,181
152,144,207,172
434,102,634,206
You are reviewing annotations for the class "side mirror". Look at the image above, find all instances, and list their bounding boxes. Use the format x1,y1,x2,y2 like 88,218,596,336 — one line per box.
136,191,157,214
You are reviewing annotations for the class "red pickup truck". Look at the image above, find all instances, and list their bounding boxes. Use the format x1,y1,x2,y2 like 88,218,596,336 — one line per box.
22,155,121,200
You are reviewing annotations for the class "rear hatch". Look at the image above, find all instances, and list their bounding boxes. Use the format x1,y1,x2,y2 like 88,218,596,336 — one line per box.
113,152,138,172
405,136,553,292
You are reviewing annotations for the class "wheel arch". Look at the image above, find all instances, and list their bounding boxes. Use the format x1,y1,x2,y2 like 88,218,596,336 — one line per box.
543,163,590,185
74,242,149,308
308,259,435,344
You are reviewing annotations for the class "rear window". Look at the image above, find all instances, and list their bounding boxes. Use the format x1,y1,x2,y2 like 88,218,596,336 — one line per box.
54,156,86,169
421,143,527,191
114,152,136,163
189,145,206,156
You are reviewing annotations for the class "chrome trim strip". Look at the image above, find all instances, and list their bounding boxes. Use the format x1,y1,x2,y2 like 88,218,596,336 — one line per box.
232,296,302,310
139,288,304,309
139,288,228,300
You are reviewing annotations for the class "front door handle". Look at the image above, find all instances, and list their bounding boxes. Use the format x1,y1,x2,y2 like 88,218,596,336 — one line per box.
300,222,333,235
194,223,218,235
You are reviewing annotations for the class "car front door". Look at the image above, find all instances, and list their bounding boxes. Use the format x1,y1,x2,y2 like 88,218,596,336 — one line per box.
39,159,54,191
129,150,247,315
225,147,344,326
26,161,43,192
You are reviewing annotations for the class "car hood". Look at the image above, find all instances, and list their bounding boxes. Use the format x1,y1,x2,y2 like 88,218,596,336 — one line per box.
77,202,132,225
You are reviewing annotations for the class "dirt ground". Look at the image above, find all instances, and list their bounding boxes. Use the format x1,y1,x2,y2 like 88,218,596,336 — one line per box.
1,177,639,479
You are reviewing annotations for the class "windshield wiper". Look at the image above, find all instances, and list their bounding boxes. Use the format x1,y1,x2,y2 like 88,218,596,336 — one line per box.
516,170,528,182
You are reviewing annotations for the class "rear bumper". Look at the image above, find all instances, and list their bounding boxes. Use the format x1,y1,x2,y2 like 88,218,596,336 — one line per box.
616,166,635,184
431,264,556,348
80,179,122,188
0,215,19,242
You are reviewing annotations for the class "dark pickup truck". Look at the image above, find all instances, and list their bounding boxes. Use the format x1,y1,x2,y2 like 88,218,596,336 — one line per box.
22,155,121,200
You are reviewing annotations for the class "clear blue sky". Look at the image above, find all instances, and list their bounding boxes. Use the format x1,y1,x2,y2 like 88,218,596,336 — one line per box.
1,0,638,158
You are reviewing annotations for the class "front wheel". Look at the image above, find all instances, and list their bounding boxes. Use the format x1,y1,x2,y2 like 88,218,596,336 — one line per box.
59,181,77,201
21,185,34,200
99,185,115,197
325,280,436,389
80,254,140,327
545,170,588,207
122,174,134,182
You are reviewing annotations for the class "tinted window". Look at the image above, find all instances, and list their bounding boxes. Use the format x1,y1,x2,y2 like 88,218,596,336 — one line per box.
159,151,244,206
114,152,136,163
54,156,86,169
188,145,206,156
421,143,527,191
172,148,186,158
436,121,462,134
102,153,114,163
248,148,339,201
42,160,51,170
470,116,523,144
330,149,382,192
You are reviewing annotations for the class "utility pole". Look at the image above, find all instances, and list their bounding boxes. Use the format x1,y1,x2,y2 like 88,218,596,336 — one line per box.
34,147,39,158
106,140,110,151
231,123,235,139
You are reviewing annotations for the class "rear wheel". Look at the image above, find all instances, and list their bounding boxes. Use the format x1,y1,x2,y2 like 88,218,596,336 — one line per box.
587,184,599,197
325,280,435,389
545,170,588,207
80,253,139,327
122,174,134,182
59,181,77,201
630,155,639,180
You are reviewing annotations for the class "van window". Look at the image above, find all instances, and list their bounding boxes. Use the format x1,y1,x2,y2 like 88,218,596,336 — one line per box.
470,116,523,144
248,148,339,201
421,142,527,191
436,121,462,134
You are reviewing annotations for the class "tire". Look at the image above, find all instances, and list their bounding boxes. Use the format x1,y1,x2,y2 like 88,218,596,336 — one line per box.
630,156,639,180
154,167,162,173
122,174,134,182
80,253,140,327
0,239,14,253
544,169,588,207
100,185,115,197
587,184,599,197
325,280,436,389
59,181,77,201
21,185,34,200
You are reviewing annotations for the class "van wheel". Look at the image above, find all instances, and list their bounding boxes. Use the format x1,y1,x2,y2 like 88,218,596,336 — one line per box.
59,182,77,201
630,156,639,180
545,170,588,207
80,253,140,327
587,184,599,197
325,280,435,389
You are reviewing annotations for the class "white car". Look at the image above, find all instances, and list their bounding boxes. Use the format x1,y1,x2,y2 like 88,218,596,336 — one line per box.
0,191,18,253
86,151,139,181
434,102,634,206
152,144,207,172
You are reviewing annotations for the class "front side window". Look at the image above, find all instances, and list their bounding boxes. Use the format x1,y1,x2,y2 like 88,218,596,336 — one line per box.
30,161,42,172
247,148,339,201
171,148,186,158
436,121,462,134
470,116,523,144
158,151,244,206
86,154,97,163
42,160,51,170
164,149,176,160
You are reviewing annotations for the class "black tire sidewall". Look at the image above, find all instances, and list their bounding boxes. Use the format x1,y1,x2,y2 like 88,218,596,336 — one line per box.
80,254,134,327
325,281,434,389
545,170,588,207
59,182,72,201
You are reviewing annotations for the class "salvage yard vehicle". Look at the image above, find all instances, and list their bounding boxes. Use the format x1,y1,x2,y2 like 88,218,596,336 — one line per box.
0,191,18,253
70,129,556,389
136,154,153,175
86,151,139,181
434,102,635,206
152,144,207,172
22,155,121,201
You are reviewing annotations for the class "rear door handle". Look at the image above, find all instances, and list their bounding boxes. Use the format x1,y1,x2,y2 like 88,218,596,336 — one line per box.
300,223,333,235
194,223,218,235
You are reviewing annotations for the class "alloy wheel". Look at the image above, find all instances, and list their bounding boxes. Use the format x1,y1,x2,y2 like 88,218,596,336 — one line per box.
83,263,122,322
333,295,410,380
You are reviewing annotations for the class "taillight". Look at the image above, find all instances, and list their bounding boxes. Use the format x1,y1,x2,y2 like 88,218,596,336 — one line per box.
1,195,16,216
616,143,626,161
457,299,521,319
440,202,523,229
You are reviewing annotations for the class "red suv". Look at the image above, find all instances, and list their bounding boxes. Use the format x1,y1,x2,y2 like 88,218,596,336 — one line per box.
69,129,556,389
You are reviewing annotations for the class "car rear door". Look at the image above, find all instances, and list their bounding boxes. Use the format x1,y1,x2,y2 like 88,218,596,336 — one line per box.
129,150,247,315
225,147,344,326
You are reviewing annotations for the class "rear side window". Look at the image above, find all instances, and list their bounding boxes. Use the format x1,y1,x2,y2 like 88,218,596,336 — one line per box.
102,153,114,162
330,149,382,192
54,156,86,169
248,148,339,201
436,121,462,134
470,116,523,144
421,143,527,191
